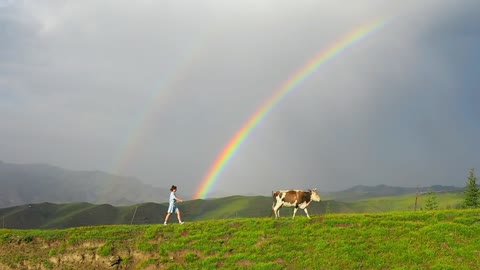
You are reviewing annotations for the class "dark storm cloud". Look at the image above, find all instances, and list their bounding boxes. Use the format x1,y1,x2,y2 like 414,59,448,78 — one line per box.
1,1,479,198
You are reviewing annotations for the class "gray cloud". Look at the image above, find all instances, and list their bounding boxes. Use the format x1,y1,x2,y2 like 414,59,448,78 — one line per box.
1,1,479,198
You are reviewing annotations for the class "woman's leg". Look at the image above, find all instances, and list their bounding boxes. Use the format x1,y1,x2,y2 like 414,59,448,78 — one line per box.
176,209,183,224
164,212,171,224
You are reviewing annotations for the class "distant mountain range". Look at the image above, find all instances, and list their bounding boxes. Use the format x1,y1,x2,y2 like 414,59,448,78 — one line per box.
0,161,169,208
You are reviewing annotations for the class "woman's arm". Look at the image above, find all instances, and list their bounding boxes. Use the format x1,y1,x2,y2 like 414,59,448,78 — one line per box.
174,194,184,202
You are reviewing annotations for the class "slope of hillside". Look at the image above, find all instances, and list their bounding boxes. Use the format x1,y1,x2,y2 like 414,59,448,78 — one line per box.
0,210,478,269
0,161,169,208
325,184,463,201
350,192,464,212
0,192,465,229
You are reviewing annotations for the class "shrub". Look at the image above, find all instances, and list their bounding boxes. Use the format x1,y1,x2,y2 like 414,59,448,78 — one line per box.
425,191,438,210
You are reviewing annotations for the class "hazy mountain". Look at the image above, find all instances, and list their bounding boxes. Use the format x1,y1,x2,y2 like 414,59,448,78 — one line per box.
0,160,464,209
0,161,169,208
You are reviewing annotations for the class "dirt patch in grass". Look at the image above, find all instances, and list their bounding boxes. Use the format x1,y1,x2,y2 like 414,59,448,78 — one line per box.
254,236,267,247
228,222,242,229
216,261,225,268
171,249,203,264
237,259,253,267
81,240,105,248
311,217,324,223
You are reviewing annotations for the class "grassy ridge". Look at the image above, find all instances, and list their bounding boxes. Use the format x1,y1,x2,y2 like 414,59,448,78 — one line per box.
0,192,465,229
1,209,479,269
348,192,464,212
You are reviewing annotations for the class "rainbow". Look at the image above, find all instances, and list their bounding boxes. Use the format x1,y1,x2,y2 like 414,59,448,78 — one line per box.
194,18,388,199
110,42,206,177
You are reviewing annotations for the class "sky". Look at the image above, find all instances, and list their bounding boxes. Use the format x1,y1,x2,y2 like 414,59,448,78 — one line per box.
1,0,479,198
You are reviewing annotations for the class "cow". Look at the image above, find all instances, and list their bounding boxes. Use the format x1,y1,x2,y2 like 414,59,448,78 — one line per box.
272,189,321,219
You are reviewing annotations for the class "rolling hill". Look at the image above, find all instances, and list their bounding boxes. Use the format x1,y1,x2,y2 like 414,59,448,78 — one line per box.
0,160,467,230
0,191,465,229
324,184,463,201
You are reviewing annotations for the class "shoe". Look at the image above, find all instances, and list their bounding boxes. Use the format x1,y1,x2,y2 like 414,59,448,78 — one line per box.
164,223,167,226
179,221,184,224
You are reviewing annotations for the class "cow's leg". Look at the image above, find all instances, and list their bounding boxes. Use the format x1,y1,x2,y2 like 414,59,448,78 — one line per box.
303,208,311,219
273,204,282,219
272,202,276,218
292,207,298,219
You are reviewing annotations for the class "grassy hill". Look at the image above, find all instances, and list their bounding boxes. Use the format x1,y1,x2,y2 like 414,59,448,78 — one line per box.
0,209,479,269
324,184,463,201
0,192,465,229
346,191,464,212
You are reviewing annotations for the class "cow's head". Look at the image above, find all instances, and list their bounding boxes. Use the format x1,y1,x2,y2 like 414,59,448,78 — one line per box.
309,189,321,202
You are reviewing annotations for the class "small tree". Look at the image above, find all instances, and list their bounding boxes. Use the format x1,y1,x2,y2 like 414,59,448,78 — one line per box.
325,201,332,215
463,168,479,208
424,191,438,210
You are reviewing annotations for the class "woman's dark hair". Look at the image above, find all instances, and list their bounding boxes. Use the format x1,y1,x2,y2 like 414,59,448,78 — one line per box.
170,185,177,191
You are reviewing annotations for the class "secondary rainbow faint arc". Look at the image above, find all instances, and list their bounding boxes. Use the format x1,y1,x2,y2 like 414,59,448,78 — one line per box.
110,37,208,177
194,18,388,199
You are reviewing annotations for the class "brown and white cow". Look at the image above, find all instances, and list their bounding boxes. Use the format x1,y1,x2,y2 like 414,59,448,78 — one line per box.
272,189,321,219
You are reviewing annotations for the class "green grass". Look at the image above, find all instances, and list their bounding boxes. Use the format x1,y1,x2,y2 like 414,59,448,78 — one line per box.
1,209,479,269
350,192,464,212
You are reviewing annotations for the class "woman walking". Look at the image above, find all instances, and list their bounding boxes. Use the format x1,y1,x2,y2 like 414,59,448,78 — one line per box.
164,185,185,225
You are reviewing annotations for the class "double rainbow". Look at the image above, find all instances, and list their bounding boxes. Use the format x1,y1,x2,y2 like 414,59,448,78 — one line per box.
194,19,388,199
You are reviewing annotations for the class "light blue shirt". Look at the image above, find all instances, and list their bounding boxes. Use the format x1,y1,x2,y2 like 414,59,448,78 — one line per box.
169,191,177,206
